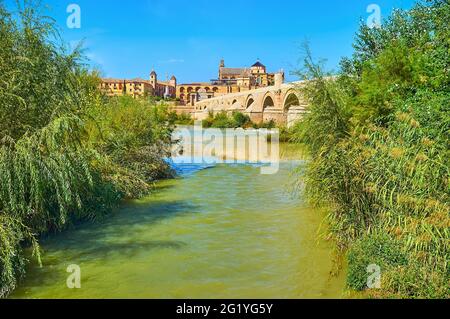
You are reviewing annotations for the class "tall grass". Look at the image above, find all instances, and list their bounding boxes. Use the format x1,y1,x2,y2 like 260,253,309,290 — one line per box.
293,0,449,298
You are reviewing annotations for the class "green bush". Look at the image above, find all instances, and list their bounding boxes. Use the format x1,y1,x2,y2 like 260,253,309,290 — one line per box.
202,111,255,129
0,2,99,296
210,112,232,128
292,0,450,298
231,111,252,128
85,96,175,198
0,2,174,297
347,234,407,291
168,111,194,125
255,119,276,130
0,217,27,297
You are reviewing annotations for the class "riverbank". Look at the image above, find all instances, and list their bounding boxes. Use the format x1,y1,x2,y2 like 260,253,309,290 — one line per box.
291,1,449,298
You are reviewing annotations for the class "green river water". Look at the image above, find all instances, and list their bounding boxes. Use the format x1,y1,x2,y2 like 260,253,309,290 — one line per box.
11,142,345,299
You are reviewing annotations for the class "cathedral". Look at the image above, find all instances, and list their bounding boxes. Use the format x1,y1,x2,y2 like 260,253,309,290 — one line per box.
100,59,283,107
176,60,283,106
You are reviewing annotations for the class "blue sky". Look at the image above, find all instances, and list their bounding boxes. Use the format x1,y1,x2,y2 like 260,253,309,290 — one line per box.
6,0,417,83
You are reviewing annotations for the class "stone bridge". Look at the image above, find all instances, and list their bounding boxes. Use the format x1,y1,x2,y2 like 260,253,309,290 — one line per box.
193,81,308,127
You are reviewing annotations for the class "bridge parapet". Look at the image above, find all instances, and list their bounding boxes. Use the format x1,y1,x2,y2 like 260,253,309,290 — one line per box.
193,81,307,126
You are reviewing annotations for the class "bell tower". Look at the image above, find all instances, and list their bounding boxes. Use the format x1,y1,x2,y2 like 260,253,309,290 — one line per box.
218,59,225,80
150,70,157,89
169,75,177,87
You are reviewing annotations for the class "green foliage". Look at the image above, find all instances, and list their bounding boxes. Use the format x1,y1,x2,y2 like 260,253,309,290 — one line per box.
231,111,252,128
202,111,233,128
347,234,407,291
0,116,92,231
168,111,194,125
0,3,89,140
255,119,276,130
86,96,175,198
0,1,174,297
293,0,450,298
0,216,27,297
202,111,275,129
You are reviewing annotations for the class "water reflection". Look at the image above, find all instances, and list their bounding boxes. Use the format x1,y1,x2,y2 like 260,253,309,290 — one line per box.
171,126,281,175
11,130,344,299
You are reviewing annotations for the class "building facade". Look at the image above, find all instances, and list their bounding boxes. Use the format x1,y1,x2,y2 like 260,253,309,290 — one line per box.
101,71,176,99
176,60,283,106
101,60,282,109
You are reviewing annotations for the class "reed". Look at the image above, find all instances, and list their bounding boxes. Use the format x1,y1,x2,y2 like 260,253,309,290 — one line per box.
292,0,449,298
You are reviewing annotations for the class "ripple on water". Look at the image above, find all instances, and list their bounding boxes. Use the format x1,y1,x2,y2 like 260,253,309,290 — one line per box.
11,144,345,299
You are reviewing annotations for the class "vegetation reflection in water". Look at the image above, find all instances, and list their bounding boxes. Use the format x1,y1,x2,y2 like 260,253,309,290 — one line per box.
11,143,345,299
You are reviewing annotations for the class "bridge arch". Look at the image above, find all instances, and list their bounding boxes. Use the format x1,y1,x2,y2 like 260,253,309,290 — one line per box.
262,92,275,110
231,99,244,110
283,90,301,110
245,95,255,110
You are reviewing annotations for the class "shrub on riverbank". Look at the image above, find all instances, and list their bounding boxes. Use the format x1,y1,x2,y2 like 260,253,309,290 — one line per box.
200,111,297,142
202,111,252,129
168,111,195,126
293,0,449,298
86,96,175,198
202,111,280,130
0,2,174,297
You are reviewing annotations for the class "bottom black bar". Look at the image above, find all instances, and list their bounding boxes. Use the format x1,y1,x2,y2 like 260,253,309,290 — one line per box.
1,299,444,317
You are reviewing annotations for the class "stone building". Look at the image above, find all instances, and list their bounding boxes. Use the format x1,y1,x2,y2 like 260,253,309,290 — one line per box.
176,60,283,107
101,70,176,99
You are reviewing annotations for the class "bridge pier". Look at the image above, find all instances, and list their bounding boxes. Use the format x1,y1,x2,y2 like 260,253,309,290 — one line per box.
287,107,307,128
262,109,286,124
246,112,263,124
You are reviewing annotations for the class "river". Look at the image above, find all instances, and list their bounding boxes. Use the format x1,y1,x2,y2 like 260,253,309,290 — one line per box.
11,130,345,299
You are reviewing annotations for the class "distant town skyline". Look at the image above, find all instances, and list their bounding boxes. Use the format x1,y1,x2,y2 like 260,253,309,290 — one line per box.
5,0,416,83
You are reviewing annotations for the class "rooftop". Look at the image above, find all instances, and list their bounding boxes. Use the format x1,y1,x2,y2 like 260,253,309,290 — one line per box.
178,82,215,86
102,78,151,84
251,61,265,68
220,67,249,76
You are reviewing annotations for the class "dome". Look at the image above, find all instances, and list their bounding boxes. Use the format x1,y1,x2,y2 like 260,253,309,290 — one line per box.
251,61,265,68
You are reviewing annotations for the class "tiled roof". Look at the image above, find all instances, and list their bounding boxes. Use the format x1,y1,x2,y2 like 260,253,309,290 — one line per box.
102,78,124,83
220,67,247,76
102,78,151,84
178,82,214,86
130,78,151,83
